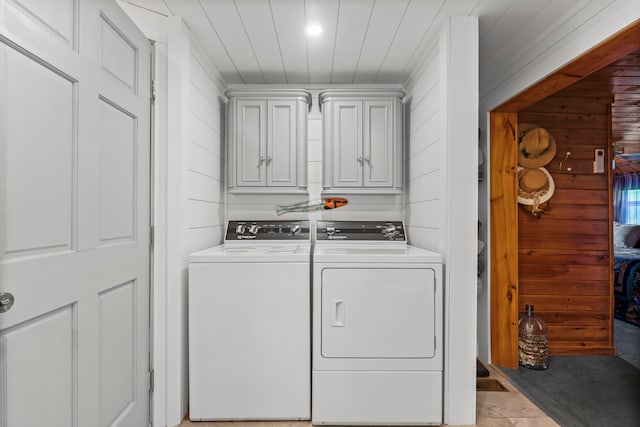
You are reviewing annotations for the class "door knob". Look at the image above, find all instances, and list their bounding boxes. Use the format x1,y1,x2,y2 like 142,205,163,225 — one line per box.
0,292,15,313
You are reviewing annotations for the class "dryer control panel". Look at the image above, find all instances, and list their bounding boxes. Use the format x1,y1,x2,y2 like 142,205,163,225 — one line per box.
316,221,406,241
226,220,310,240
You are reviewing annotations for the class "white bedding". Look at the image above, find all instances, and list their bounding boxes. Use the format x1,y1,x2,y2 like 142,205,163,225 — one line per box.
614,246,640,259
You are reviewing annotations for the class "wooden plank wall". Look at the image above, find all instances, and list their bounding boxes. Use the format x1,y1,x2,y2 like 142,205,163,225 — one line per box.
518,79,615,356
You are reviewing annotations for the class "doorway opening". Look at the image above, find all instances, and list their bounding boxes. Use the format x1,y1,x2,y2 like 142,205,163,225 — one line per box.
489,20,640,367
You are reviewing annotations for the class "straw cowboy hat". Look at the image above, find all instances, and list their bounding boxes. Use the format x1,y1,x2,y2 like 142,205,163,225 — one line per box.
518,123,557,168
518,167,555,215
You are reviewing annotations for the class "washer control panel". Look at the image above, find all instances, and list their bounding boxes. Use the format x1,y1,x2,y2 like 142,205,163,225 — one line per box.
316,221,406,241
226,220,310,240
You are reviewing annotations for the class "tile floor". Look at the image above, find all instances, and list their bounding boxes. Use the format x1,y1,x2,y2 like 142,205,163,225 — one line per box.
177,364,558,427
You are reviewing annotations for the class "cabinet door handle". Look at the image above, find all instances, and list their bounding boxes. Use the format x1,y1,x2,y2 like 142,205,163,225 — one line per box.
266,155,273,165
357,156,363,164
259,156,266,166
364,156,371,164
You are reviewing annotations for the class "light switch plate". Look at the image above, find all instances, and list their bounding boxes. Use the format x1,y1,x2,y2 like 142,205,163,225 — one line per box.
594,149,605,173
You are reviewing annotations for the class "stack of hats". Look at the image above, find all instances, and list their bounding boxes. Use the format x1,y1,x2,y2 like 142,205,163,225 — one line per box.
517,124,556,215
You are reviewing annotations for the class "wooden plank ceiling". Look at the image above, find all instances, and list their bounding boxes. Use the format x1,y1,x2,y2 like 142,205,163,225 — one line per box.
600,49,640,174
117,0,589,85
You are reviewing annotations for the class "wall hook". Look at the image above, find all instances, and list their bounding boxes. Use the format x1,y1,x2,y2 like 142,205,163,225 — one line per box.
559,151,571,171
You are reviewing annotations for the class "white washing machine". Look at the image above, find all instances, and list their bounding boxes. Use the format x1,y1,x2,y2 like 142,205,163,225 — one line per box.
188,220,311,421
312,221,443,426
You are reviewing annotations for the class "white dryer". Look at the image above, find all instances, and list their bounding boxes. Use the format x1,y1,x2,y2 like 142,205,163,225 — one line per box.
312,221,443,426
188,220,311,421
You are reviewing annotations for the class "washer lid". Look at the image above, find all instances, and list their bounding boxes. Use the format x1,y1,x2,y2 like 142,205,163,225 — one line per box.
189,243,311,262
314,244,442,263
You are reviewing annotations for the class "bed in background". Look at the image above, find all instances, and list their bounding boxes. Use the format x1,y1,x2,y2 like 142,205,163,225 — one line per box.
613,222,640,327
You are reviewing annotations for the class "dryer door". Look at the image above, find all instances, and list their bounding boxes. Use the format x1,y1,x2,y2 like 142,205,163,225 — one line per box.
321,267,436,359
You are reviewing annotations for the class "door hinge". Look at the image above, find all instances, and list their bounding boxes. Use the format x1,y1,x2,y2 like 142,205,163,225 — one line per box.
150,78,156,101
149,369,154,392
150,226,155,249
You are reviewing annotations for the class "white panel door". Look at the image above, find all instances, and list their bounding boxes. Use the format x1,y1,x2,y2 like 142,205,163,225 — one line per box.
0,1,151,426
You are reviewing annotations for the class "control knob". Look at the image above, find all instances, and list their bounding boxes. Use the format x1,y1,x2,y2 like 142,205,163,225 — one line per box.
289,224,301,236
235,224,247,235
382,224,399,239
248,224,260,235
326,226,336,236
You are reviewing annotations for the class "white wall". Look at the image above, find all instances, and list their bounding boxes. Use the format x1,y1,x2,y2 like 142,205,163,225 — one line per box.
164,17,227,427
404,17,479,425
185,41,226,250
404,44,442,252
477,0,640,363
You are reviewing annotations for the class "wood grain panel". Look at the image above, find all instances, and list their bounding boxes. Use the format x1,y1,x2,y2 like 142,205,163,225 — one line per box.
490,112,519,368
518,248,608,266
550,85,618,99
530,203,608,220
548,344,615,356
527,95,613,115
519,280,610,296
550,174,608,190
548,325,609,341
543,128,608,142
517,80,613,355
519,295,610,312
518,112,608,130
519,233,609,251
548,162,599,175
519,218,608,235
536,311,609,325
518,264,609,281
524,96,611,114
550,189,608,205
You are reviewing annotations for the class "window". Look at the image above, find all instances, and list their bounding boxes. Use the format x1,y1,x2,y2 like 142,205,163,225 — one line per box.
624,189,640,224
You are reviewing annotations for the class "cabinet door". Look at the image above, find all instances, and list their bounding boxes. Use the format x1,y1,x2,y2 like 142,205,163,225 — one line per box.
236,99,267,186
363,100,394,187
332,100,363,187
268,100,297,187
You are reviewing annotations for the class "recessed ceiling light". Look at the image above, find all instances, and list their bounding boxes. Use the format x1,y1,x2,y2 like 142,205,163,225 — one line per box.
306,24,323,37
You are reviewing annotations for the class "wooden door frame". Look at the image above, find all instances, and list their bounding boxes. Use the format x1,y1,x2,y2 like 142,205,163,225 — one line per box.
489,20,640,367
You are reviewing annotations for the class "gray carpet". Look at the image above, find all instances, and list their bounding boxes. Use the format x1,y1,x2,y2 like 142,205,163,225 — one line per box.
502,355,640,427
615,319,640,370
